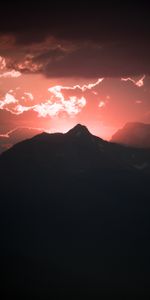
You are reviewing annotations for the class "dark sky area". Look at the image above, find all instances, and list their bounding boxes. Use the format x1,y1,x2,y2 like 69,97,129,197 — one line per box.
1,2,150,77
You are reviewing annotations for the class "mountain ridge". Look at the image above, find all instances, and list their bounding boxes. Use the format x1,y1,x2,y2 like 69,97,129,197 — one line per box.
111,122,150,148
1,124,150,174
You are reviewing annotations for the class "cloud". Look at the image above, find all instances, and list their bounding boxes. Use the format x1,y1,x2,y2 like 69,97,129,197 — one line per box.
121,75,145,87
32,79,105,117
2,38,71,74
135,100,142,104
0,56,6,70
92,91,98,95
98,101,105,108
62,78,104,92
16,61,42,73
43,44,150,78
24,92,34,100
0,69,21,78
34,102,63,117
1,36,150,78
0,128,16,138
34,96,86,117
0,3,150,78
0,55,21,78
14,105,36,114
0,80,89,117
48,78,104,94
0,93,35,115
0,127,44,138
0,93,18,109
32,47,66,64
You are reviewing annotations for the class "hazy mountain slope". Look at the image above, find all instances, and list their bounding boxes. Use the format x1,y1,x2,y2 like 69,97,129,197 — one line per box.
111,122,150,148
0,127,42,154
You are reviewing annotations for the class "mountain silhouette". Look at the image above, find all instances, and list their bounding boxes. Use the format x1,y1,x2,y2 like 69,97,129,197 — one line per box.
1,124,150,174
0,124,150,299
111,122,150,148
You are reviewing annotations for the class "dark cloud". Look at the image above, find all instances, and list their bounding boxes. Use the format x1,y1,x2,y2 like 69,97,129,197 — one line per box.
0,1,150,77
4,40,150,78
42,43,150,78
33,48,66,64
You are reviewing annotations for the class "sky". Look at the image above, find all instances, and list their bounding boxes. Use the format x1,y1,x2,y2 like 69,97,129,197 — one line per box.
0,1,150,145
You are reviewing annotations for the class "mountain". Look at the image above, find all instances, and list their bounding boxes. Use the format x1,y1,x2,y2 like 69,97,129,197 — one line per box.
0,127,42,154
1,123,150,174
0,124,150,299
111,122,150,148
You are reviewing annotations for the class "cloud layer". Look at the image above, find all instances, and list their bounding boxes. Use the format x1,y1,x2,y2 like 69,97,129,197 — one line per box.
1,39,150,78
0,79,105,116
0,2,150,79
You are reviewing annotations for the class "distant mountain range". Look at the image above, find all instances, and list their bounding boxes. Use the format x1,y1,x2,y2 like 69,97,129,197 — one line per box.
0,124,150,298
0,127,42,154
111,122,150,148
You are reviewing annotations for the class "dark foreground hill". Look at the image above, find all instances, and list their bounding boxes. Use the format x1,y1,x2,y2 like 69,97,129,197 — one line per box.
0,124,150,299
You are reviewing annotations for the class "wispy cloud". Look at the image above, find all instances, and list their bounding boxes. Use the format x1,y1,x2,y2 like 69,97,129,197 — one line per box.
0,56,6,70
34,96,86,117
0,69,21,78
24,92,34,100
98,101,105,108
121,75,145,87
0,93,18,109
135,100,142,104
0,55,21,78
48,78,104,94
0,78,94,116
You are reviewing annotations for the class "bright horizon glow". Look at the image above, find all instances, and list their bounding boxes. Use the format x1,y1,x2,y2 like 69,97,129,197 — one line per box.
0,69,150,146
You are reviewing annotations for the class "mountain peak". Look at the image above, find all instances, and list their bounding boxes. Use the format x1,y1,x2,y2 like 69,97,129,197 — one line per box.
66,124,91,137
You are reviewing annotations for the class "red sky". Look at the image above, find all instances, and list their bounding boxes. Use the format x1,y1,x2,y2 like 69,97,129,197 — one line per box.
0,3,150,145
0,58,149,141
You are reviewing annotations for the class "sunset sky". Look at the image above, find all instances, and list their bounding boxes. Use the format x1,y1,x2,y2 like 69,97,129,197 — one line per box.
0,2,150,142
